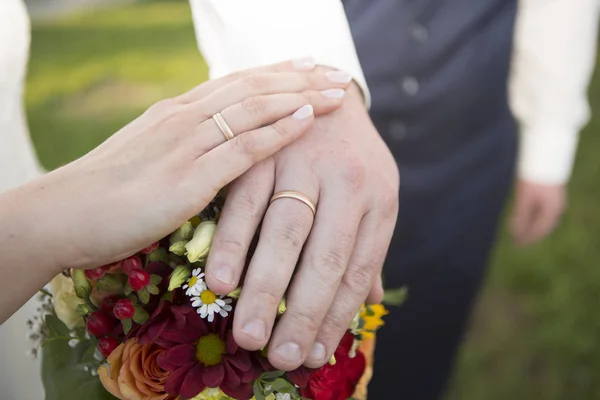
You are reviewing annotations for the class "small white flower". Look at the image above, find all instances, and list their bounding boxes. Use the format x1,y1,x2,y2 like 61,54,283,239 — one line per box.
182,268,207,296
190,289,233,322
276,393,292,400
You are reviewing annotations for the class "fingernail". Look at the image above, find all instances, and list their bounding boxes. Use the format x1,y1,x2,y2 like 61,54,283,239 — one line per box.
320,88,346,99
326,70,352,83
241,320,266,342
292,104,314,120
308,342,327,361
275,342,302,364
292,56,316,70
213,266,234,285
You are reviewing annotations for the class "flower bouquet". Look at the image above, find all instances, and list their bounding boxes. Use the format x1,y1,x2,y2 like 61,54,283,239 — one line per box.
34,195,392,400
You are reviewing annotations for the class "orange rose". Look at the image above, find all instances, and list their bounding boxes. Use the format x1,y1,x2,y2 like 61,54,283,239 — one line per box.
98,338,175,400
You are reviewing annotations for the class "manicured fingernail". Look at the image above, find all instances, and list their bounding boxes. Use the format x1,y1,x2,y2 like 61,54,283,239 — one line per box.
326,70,352,83
320,88,346,99
213,266,234,285
292,105,314,120
292,57,316,70
275,342,302,364
241,320,266,342
308,342,327,361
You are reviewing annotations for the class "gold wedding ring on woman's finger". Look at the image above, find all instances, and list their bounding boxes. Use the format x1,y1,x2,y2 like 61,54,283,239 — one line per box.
269,191,317,217
212,112,235,141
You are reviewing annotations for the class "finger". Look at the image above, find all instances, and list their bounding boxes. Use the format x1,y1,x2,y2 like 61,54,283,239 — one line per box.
204,160,274,295
304,211,393,368
192,90,345,153
177,57,317,103
510,195,534,243
191,70,351,122
232,174,319,351
524,202,563,244
267,195,362,370
365,274,384,305
193,105,314,204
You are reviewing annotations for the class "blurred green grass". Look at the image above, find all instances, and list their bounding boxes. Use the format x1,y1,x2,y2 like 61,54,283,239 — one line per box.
25,1,600,399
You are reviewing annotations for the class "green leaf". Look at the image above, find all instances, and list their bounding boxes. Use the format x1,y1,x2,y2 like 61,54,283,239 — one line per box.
260,370,285,381
122,318,132,335
382,286,408,307
132,307,149,325
146,284,160,295
138,288,150,304
42,335,117,400
150,274,163,286
272,377,291,392
253,381,266,400
124,281,133,296
45,314,71,337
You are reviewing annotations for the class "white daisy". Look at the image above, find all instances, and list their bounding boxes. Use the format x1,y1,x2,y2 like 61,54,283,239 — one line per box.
190,289,233,322
182,268,206,296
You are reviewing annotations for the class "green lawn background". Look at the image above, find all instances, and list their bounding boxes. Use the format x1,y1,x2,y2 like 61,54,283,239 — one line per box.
26,1,600,399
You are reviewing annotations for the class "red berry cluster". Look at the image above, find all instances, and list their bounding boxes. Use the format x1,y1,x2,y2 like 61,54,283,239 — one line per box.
122,255,151,291
84,243,159,359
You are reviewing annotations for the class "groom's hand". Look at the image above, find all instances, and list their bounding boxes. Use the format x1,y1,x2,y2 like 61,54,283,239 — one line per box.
205,81,399,370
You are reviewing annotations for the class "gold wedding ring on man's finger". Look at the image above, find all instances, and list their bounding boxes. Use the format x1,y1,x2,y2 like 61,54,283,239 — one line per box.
269,191,317,217
212,112,235,141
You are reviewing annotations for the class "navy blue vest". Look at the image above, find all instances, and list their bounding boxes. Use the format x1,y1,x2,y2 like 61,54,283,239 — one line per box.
344,0,518,184
343,0,519,276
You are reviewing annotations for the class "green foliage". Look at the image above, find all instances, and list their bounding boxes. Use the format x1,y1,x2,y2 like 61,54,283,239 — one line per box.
42,315,116,400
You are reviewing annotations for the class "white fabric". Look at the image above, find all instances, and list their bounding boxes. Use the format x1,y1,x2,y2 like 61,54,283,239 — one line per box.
0,1,44,399
189,0,599,185
510,0,600,184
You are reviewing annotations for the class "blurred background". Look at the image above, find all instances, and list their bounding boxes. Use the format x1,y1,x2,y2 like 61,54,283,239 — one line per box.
22,0,600,399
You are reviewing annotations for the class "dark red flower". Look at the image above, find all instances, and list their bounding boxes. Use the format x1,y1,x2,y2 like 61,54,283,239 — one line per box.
133,302,259,400
300,333,365,400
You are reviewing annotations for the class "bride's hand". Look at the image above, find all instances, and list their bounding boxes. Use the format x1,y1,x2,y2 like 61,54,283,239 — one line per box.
1,58,350,277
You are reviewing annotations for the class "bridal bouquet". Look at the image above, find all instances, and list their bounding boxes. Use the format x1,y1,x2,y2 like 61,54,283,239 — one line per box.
34,195,393,400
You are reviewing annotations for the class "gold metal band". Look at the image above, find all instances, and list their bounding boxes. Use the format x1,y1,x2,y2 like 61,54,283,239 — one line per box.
269,190,317,216
212,112,235,141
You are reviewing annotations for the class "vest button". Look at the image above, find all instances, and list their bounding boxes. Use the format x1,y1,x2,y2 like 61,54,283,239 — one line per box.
389,120,408,141
401,76,419,96
411,24,429,43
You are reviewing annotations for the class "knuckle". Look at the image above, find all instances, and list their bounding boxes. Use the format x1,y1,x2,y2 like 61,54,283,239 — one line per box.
286,307,320,334
254,283,283,308
146,98,179,117
312,249,347,281
233,132,262,161
243,74,269,92
213,235,246,257
341,263,373,297
231,191,266,221
341,156,367,190
269,218,310,251
241,96,270,117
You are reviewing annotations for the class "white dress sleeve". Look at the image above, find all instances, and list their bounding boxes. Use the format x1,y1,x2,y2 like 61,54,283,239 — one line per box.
0,1,45,399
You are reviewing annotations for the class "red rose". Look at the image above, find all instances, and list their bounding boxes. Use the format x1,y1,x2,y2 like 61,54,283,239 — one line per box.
301,333,365,400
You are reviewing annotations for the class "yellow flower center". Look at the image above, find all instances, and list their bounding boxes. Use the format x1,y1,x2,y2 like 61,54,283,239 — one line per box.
200,289,217,304
188,276,198,287
196,334,226,366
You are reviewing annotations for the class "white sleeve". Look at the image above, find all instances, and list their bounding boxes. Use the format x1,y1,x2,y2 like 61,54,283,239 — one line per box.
509,0,600,185
188,0,370,106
